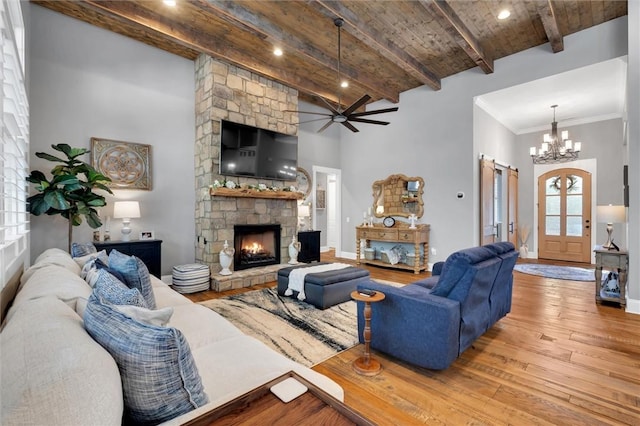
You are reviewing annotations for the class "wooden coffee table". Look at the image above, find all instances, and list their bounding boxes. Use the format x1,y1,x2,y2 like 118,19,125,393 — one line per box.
183,371,374,425
351,290,385,376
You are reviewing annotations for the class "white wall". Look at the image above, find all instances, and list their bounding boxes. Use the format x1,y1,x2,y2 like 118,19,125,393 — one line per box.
27,5,196,274
338,17,629,266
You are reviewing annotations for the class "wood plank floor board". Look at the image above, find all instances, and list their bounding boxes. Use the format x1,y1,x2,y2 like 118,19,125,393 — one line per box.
186,252,640,425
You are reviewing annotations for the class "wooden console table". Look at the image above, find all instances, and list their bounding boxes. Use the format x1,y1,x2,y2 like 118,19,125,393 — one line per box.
356,224,429,274
594,248,628,307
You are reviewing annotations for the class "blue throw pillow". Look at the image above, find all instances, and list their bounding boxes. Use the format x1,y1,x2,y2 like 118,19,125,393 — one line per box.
83,294,209,424
94,269,148,307
94,257,128,284
108,250,156,309
71,242,97,258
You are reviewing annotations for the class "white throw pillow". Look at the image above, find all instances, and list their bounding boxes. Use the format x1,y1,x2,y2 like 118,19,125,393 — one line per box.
113,305,174,327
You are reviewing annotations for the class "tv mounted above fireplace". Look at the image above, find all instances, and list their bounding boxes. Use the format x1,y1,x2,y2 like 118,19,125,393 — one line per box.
219,120,298,181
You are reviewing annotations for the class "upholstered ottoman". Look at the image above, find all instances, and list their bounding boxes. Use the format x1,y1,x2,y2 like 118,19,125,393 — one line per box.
277,262,370,309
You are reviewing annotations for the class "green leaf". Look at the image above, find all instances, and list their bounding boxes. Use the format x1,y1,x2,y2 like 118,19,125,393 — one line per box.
44,191,70,210
71,213,82,226
26,170,48,183
93,182,114,194
87,209,102,229
36,152,66,163
27,195,49,215
52,175,79,186
87,198,107,207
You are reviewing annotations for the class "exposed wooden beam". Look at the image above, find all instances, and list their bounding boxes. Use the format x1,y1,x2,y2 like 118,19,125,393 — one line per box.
196,0,398,103
418,0,494,74
537,0,564,53
313,0,441,91
67,0,344,106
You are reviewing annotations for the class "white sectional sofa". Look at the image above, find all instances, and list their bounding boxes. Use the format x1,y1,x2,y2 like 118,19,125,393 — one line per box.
0,248,343,425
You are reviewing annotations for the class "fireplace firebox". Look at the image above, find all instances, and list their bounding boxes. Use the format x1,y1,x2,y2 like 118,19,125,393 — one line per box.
233,224,281,270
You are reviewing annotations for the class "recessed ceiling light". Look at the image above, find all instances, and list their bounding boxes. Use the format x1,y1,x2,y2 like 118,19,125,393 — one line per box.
340,81,349,88
497,9,511,20
273,48,283,57
163,0,176,6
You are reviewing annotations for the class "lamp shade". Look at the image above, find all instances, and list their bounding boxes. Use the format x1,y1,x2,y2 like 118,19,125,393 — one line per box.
596,205,625,224
297,204,310,218
113,201,141,219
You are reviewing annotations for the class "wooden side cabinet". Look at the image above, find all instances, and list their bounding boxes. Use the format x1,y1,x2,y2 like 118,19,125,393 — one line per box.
94,239,163,278
594,248,627,307
297,231,321,263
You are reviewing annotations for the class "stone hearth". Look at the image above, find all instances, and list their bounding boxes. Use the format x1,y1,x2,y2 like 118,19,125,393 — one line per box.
211,263,289,292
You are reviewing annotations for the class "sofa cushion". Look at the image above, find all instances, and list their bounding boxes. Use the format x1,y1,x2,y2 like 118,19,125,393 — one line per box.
83,294,208,424
71,241,97,258
10,264,91,314
108,250,156,309
430,246,496,298
93,269,148,307
1,297,123,426
23,249,81,281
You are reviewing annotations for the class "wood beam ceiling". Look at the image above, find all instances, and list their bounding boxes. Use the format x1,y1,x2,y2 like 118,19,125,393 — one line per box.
313,0,441,91
537,0,564,53
196,0,398,103
418,0,493,74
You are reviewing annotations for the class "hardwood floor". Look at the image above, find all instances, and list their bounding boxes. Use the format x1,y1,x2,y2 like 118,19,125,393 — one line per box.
186,252,640,425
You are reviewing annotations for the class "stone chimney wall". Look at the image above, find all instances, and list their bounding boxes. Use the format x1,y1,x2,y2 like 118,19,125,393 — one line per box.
194,54,299,275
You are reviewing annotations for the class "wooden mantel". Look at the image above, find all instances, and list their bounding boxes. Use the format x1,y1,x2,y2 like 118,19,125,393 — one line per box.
210,187,303,200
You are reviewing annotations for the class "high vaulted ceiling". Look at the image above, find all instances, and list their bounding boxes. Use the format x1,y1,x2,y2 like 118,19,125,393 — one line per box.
33,0,627,110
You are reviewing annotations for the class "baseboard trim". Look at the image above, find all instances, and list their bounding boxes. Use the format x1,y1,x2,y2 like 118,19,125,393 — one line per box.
625,297,640,315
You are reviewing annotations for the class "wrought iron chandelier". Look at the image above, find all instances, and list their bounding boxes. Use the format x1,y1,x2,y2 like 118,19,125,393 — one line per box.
530,105,581,164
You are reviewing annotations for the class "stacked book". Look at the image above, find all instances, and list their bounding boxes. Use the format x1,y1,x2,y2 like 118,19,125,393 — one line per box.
172,263,210,293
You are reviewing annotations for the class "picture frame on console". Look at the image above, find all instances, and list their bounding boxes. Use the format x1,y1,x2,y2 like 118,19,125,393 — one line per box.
139,231,155,240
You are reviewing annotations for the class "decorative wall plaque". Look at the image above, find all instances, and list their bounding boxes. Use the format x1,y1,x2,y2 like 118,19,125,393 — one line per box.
91,138,152,190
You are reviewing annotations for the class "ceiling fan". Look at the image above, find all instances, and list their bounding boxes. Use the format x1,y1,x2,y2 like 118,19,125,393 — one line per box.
290,18,398,133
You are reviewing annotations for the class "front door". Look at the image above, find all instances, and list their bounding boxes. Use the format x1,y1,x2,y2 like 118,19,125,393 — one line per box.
538,168,592,262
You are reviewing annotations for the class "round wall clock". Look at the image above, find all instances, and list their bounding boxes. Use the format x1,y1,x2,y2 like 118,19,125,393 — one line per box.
296,167,312,198
383,216,396,228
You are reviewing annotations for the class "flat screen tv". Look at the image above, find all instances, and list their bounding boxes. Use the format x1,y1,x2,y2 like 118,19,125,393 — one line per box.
219,120,298,181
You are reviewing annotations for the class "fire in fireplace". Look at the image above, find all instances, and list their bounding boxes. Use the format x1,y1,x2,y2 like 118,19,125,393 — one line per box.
233,224,281,270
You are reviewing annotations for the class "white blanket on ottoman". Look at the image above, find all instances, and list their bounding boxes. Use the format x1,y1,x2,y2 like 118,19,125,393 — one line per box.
285,263,351,301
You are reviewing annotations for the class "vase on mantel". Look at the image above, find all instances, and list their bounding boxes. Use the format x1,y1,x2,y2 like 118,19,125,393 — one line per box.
288,236,301,265
219,240,235,275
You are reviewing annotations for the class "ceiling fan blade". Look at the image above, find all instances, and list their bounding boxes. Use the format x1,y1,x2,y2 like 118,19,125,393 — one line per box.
316,120,335,133
317,96,342,115
285,110,333,117
349,118,390,125
341,121,360,132
342,94,372,116
300,117,335,124
350,107,399,117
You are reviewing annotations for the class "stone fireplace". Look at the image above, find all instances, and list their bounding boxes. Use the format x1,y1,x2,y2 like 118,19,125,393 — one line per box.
234,224,281,270
194,54,299,291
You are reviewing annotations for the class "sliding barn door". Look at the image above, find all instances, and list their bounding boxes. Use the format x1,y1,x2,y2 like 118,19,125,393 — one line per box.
480,158,496,245
507,168,519,246
538,168,592,262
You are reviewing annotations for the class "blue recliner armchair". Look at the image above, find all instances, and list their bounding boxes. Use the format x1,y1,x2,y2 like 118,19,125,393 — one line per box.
356,242,518,370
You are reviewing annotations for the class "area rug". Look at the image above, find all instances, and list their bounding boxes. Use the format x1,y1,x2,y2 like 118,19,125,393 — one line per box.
514,263,595,281
199,287,358,367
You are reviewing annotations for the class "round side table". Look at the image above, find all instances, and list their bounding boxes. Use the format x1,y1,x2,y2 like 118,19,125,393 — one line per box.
351,290,385,376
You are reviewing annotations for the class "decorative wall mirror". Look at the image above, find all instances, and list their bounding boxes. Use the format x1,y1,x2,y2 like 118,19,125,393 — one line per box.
372,174,424,218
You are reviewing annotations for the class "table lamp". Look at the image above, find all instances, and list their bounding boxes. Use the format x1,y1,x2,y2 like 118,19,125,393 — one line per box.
298,204,310,231
596,204,626,249
113,201,141,241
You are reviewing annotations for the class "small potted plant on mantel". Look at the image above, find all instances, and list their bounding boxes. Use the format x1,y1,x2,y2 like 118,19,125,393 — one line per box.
27,144,113,252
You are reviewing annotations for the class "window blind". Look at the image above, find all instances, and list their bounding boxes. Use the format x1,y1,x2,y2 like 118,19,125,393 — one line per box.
1,0,29,288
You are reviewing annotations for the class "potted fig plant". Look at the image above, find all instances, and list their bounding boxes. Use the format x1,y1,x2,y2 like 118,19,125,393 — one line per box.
27,144,113,252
